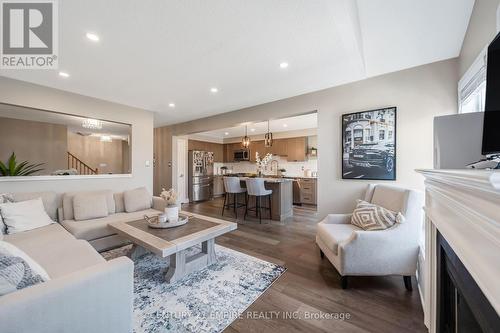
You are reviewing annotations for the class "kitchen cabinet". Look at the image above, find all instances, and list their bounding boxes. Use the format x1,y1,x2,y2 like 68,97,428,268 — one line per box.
188,140,224,162
270,138,288,157
286,137,307,161
222,136,308,162
298,178,317,205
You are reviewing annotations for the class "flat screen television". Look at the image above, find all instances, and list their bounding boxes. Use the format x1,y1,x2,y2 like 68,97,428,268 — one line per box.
483,31,500,155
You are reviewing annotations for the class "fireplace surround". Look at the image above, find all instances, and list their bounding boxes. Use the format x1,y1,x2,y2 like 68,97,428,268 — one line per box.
417,169,500,332
436,232,498,332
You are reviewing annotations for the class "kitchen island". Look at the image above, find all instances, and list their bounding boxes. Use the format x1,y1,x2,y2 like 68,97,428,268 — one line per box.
236,177,293,221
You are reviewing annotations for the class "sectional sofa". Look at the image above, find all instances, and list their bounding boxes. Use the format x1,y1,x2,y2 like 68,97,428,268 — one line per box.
0,188,167,333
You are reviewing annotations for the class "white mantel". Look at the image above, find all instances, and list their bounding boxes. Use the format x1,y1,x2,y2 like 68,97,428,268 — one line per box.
417,169,500,332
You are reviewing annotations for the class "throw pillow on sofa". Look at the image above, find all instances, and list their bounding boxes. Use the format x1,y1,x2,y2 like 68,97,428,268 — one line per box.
73,193,109,221
123,187,152,213
0,241,50,296
0,198,55,234
62,190,115,221
351,200,405,231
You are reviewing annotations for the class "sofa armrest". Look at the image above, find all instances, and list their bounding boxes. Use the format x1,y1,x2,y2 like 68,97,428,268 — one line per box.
322,213,352,224
0,257,134,333
152,196,167,211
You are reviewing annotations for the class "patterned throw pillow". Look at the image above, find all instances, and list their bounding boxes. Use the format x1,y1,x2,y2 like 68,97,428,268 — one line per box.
351,200,404,231
0,241,49,296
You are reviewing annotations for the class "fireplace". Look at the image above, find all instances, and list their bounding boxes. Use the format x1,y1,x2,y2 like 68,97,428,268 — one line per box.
436,232,499,333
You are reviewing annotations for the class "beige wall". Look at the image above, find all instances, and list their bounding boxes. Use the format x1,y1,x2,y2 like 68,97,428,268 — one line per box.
67,132,128,174
0,76,154,194
459,0,500,76
157,59,458,216
0,117,67,175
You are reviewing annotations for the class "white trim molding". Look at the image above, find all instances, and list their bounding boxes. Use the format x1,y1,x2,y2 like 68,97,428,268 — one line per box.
416,169,500,332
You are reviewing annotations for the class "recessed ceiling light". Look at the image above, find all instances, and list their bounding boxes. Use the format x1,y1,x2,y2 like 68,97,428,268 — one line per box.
279,62,289,69
210,87,218,93
283,124,288,128
86,32,100,42
224,132,229,136
59,71,70,78
168,103,175,108
250,128,256,132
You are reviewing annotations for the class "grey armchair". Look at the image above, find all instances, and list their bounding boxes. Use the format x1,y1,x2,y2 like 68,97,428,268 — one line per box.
316,184,423,289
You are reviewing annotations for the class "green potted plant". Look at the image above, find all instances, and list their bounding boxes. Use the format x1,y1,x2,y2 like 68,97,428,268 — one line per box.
0,152,44,176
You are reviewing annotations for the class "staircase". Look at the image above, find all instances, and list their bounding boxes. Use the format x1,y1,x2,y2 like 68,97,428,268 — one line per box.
67,152,98,175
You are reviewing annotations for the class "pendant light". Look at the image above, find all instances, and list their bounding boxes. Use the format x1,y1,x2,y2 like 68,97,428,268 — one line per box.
264,120,273,147
242,125,251,148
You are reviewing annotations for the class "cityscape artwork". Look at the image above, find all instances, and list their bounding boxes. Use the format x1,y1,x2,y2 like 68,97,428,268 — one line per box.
342,107,396,180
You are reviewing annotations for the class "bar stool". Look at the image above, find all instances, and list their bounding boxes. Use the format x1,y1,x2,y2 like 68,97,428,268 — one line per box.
245,178,272,223
222,177,247,218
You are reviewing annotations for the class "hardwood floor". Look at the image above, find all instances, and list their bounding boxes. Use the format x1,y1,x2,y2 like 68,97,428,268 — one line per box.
183,197,427,333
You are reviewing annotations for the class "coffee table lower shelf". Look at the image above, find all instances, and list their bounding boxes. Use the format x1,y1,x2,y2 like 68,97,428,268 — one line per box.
128,238,216,283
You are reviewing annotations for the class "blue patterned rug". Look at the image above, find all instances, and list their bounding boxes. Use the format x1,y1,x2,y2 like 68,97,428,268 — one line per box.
102,244,286,333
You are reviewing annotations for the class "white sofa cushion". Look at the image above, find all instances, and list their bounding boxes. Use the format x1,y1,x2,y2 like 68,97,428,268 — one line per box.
351,200,404,231
62,208,160,241
0,240,50,295
73,193,109,221
4,224,105,279
12,191,58,221
62,190,115,220
317,223,360,255
0,198,55,235
123,187,152,213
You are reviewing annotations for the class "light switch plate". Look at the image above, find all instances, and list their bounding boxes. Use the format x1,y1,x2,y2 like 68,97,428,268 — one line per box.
145,160,151,167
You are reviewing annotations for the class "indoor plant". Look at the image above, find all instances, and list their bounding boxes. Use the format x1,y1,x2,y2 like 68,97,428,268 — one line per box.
160,188,179,221
0,152,44,176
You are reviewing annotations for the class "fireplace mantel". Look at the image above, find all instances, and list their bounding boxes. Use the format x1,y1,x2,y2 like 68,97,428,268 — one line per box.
417,169,500,332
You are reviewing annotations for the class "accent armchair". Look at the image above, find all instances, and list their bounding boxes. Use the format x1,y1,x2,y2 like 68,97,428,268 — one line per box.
316,184,423,290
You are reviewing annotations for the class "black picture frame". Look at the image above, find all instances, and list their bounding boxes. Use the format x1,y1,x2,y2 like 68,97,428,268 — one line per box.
341,107,397,180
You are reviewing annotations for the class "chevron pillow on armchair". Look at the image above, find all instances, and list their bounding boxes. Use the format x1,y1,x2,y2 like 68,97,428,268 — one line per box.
350,200,405,231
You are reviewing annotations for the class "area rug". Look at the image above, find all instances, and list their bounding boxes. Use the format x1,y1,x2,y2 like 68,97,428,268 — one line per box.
102,244,286,333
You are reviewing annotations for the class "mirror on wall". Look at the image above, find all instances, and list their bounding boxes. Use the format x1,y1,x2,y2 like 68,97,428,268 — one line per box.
0,103,132,177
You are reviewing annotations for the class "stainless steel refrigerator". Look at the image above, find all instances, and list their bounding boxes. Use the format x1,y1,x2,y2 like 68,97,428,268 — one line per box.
188,150,214,202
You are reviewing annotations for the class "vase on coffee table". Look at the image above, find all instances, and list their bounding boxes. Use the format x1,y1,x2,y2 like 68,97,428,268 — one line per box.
165,205,179,221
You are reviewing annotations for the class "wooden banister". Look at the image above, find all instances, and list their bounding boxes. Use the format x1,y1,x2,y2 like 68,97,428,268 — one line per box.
67,152,98,175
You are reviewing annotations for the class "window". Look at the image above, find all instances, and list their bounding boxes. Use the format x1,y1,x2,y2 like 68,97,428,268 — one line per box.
379,130,385,141
388,130,393,140
459,46,487,114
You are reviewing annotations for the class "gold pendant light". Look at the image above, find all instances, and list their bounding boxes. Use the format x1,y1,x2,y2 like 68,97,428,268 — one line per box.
264,120,273,147
242,125,251,148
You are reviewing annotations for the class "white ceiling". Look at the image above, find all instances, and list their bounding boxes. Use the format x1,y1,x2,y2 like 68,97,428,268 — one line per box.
195,112,317,140
0,0,474,126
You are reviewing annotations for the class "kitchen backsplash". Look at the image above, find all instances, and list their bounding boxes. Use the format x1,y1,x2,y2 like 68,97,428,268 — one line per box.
214,156,317,177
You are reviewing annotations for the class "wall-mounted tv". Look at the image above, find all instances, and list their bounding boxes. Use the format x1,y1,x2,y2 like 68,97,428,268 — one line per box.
483,31,500,156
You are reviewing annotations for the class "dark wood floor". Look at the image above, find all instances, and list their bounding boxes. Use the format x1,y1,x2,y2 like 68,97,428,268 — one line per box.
183,197,427,333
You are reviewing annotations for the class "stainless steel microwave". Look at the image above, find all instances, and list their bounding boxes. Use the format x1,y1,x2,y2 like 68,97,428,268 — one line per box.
233,149,250,161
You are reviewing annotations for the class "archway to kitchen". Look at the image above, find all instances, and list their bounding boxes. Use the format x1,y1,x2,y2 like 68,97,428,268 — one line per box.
169,111,318,222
